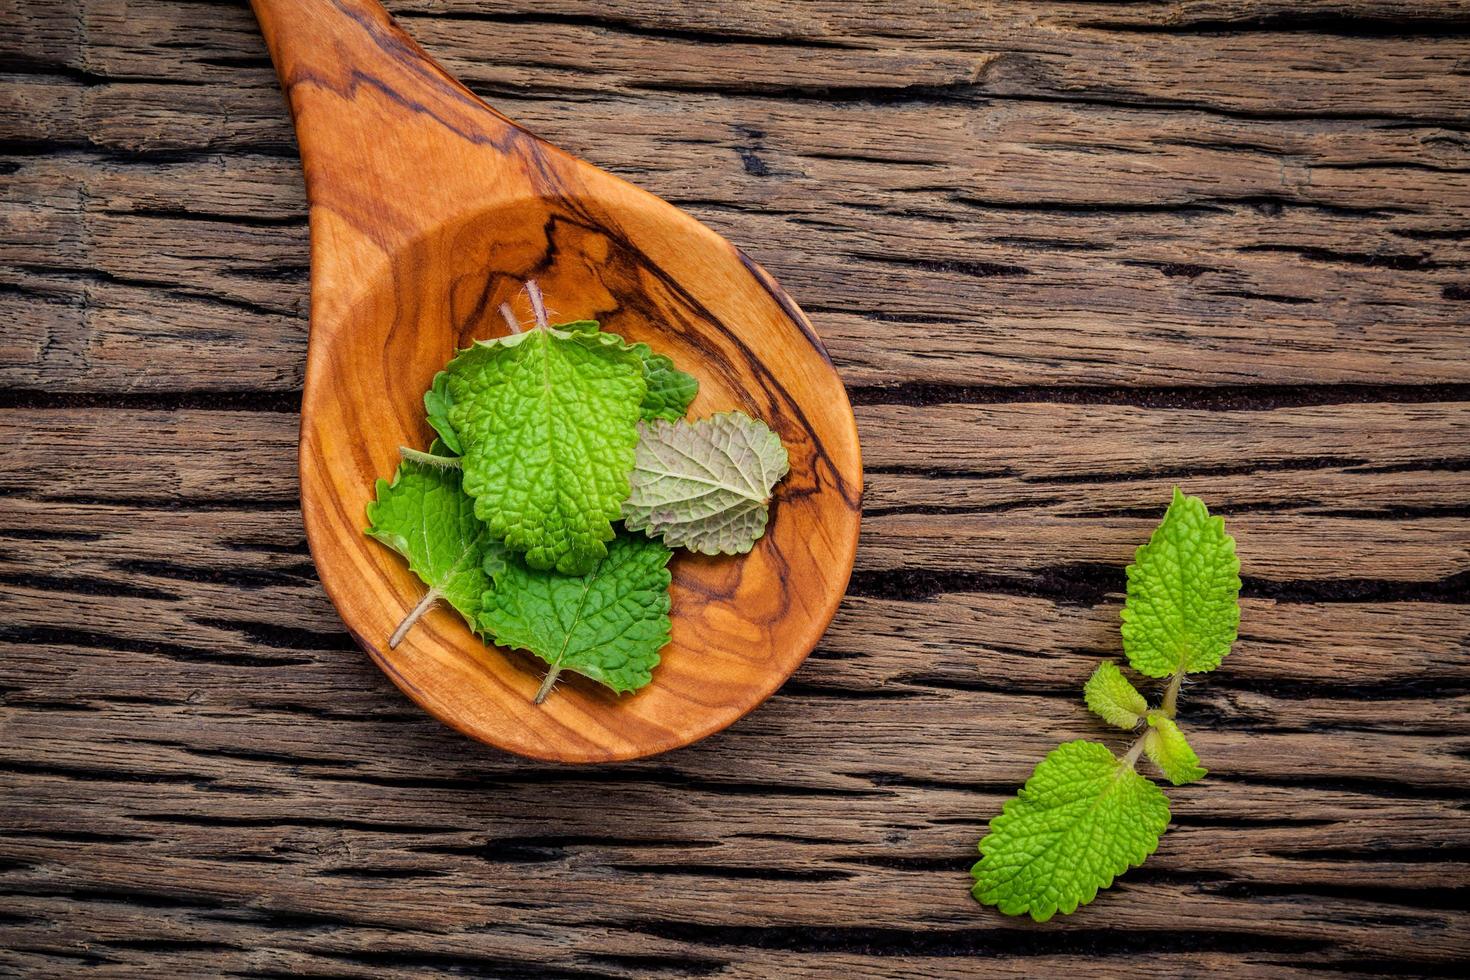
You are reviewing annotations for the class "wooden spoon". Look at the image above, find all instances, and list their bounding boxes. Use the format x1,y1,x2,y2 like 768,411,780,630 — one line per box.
251,0,863,762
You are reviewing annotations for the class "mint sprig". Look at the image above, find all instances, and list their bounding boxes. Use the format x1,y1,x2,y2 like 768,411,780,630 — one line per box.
971,489,1241,920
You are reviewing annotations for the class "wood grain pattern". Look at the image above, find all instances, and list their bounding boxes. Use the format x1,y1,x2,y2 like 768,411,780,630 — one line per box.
247,0,862,761
3,0,1469,976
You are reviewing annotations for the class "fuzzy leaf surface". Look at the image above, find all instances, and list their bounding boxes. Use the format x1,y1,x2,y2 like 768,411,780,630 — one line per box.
1121,488,1242,678
446,328,646,575
1084,662,1148,730
623,412,790,555
1145,714,1208,786
365,456,499,629
479,532,673,695
971,740,1171,922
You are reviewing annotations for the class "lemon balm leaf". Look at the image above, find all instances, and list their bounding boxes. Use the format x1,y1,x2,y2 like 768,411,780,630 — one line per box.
433,313,691,455
1144,714,1208,786
623,412,790,555
971,740,1171,922
423,369,463,456
480,533,673,702
446,327,646,576
1084,662,1148,730
555,318,698,421
1121,488,1242,678
365,453,502,646
630,342,698,421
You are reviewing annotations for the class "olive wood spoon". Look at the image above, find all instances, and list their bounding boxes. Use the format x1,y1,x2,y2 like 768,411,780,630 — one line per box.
250,0,863,762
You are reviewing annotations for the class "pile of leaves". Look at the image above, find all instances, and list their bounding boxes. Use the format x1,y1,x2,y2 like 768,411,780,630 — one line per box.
364,283,790,703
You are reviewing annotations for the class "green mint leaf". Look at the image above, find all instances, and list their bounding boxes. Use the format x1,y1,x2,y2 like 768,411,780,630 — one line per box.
365,454,501,632
545,318,696,421
623,411,790,555
426,320,605,455
1083,661,1147,730
1144,714,1207,786
630,342,699,421
479,532,673,700
446,327,646,576
971,740,1171,921
557,318,698,421
423,370,463,456
1121,487,1242,678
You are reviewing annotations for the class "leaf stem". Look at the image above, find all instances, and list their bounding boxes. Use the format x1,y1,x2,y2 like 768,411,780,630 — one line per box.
399,446,462,469
534,664,562,704
499,301,522,335
389,587,440,649
1161,664,1187,719
524,279,550,331
1120,732,1148,769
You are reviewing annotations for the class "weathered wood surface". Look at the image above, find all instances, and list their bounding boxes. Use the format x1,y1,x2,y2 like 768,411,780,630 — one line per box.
2,0,1468,976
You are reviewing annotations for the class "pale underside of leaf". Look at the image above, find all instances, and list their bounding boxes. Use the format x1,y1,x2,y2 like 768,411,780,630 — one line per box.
971,740,1171,922
623,412,790,555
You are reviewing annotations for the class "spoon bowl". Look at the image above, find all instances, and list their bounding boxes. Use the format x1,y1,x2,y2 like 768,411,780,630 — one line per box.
252,0,862,762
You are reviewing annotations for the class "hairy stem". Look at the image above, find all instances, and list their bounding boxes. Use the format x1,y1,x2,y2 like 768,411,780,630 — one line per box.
1120,732,1149,769
1118,664,1185,774
1161,664,1187,718
390,587,440,649
499,301,522,334
534,664,562,704
525,279,550,331
399,446,462,469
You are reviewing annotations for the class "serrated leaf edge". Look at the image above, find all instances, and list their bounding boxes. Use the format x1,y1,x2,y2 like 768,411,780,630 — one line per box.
364,460,491,631
971,740,1171,922
623,411,791,556
479,541,673,696
1119,486,1243,679
447,325,648,576
1083,661,1148,730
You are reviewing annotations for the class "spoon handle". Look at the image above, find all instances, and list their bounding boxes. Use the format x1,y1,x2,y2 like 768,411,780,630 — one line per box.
250,0,533,251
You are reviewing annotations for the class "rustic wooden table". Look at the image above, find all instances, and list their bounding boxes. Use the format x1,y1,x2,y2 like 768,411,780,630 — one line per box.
4,1,1469,976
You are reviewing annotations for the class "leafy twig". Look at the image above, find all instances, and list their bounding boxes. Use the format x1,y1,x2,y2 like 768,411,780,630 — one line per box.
970,489,1241,921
